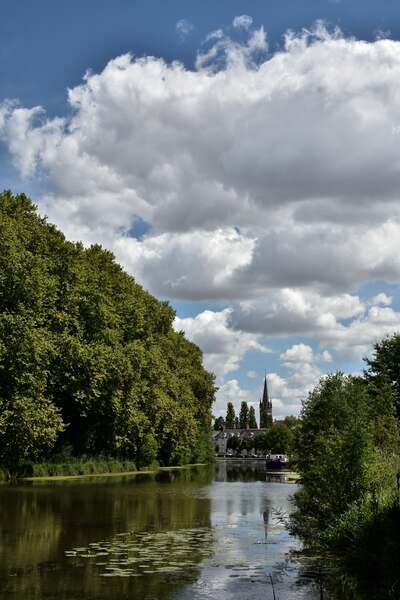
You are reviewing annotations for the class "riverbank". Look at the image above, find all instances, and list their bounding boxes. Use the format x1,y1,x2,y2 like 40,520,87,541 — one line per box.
19,463,208,482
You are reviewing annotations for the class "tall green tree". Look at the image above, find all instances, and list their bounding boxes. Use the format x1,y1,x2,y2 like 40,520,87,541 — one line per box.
225,402,236,428
264,423,293,453
292,373,399,543
364,334,400,417
234,416,240,429
214,416,225,431
0,191,216,473
248,405,258,428
239,401,249,429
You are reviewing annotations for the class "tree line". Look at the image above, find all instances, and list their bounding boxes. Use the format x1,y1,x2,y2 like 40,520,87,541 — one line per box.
0,191,216,475
291,335,400,599
214,401,258,430
214,400,300,454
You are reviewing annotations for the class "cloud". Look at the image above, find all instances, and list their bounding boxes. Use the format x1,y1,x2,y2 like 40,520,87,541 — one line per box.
264,344,324,418
320,350,333,363
211,322,326,420
233,15,253,30
370,292,392,306
231,289,365,336
114,228,255,300
214,379,255,418
280,343,314,365
232,290,400,360
2,23,400,384
319,304,400,359
174,309,270,380
2,26,400,300
176,19,194,39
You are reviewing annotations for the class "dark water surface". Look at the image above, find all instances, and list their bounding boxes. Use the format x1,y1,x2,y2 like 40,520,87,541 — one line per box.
0,461,326,600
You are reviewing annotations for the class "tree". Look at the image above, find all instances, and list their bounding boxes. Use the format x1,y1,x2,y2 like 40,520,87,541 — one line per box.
0,395,64,473
227,434,240,452
240,435,253,452
214,416,225,431
239,401,249,428
234,416,240,429
225,402,236,428
292,373,399,543
364,334,400,417
0,191,217,473
264,423,293,453
249,405,258,429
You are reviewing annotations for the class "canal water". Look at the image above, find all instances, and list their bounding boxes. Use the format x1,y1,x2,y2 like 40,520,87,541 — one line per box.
0,461,328,600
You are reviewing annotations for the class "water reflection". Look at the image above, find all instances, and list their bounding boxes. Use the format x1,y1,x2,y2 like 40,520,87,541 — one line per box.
0,463,332,600
0,467,213,600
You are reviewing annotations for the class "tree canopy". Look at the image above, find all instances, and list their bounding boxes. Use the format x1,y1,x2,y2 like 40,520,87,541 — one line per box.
0,191,216,472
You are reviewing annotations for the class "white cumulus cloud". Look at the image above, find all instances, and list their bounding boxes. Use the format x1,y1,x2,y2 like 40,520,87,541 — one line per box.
174,309,270,380
2,23,400,402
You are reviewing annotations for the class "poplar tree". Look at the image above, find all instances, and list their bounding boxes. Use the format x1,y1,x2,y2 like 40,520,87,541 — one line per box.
249,405,258,429
225,402,236,428
239,401,249,428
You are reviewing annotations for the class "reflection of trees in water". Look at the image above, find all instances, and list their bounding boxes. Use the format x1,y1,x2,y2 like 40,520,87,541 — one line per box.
293,550,400,599
266,554,333,600
215,460,268,482
290,555,390,600
0,467,213,600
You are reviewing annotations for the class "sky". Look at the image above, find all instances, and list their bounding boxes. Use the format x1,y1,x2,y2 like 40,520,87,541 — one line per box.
2,1,400,421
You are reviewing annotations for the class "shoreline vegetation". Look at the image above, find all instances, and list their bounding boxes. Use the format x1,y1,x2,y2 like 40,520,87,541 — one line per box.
0,191,216,479
19,462,208,482
290,335,400,600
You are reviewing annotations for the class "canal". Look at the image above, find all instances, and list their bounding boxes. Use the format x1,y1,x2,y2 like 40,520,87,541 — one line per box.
0,461,329,600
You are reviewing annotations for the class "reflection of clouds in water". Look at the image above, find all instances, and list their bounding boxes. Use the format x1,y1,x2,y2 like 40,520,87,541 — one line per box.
209,479,298,566
176,475,320,599
175,468,323,599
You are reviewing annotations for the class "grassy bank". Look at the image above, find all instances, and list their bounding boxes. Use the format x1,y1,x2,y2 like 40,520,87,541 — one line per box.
19,458,138,479
18,462,208,482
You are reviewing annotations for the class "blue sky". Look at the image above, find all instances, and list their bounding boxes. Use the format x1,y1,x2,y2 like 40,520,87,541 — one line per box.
2,1,400,420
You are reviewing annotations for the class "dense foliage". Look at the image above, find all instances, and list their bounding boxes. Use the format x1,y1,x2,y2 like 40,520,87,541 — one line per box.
291,352,400,599
0,191,215,474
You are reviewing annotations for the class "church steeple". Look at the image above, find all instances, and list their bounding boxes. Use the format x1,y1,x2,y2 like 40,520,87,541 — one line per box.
259,374,272,429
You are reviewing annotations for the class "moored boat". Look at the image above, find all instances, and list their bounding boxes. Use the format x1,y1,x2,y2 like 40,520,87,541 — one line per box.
265,453,289,470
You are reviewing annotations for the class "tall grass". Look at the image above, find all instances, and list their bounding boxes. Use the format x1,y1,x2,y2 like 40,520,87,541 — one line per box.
18,457,137,478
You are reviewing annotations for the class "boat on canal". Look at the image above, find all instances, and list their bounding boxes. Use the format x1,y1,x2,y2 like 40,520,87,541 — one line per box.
265,453,289,470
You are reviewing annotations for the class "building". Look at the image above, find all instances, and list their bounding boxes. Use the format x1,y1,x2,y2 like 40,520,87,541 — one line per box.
212,375,273,455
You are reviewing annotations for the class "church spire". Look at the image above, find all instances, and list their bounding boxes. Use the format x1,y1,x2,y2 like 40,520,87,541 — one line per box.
262,373,269,405
259,374,272,429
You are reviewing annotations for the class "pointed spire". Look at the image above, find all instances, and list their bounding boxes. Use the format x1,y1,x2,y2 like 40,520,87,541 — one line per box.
259,372,273,429
262,373,269,405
